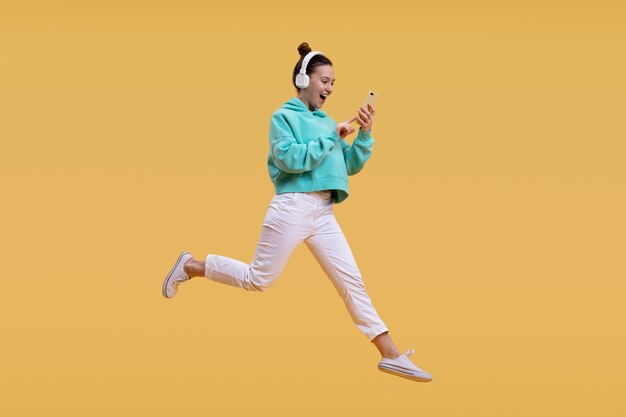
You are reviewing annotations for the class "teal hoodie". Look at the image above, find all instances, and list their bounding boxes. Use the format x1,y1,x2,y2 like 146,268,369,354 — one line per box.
267,97,374,204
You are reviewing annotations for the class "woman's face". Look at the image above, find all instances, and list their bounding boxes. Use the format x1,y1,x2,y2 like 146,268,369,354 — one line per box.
298,64,335,111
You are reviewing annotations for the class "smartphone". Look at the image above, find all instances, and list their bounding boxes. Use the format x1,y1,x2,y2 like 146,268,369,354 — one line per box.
363,90,378,108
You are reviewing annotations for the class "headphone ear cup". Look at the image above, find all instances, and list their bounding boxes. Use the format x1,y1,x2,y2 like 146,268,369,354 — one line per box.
295,73,310,89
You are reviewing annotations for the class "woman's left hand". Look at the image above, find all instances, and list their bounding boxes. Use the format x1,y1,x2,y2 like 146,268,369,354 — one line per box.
356,103,375,133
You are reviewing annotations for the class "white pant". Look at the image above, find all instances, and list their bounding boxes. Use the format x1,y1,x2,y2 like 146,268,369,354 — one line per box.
204,191,389,341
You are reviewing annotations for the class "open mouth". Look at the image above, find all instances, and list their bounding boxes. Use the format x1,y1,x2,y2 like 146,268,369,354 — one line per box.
320,94,328,102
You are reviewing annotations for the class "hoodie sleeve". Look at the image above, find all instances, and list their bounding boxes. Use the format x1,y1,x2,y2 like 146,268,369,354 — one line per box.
340,129,375,175
269,113,341,174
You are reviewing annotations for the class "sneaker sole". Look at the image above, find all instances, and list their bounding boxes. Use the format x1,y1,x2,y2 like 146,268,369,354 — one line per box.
378,364,432,382
162,251,191,298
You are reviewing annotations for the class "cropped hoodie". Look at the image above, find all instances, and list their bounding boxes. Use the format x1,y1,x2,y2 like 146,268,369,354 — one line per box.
267,97,374,204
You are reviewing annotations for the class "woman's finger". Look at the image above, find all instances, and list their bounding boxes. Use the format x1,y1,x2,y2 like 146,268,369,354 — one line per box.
360,106,372,119
358,108,371,124
341,126,355,138
357,112,372,130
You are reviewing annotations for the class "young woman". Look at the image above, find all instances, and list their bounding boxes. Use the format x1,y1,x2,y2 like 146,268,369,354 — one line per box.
162,42,432,382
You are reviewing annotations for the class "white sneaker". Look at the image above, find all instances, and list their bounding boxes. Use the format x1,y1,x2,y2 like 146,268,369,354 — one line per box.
378,349,432,382
162,251,193,298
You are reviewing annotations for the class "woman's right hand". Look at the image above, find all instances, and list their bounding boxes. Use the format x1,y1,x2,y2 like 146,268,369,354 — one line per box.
335,117,358,139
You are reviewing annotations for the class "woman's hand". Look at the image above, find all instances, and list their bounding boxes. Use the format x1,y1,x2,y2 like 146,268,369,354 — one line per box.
356,103,375,132
335,117,358,139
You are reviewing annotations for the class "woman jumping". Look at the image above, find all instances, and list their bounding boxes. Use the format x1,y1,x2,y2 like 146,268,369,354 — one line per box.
162,42,432,383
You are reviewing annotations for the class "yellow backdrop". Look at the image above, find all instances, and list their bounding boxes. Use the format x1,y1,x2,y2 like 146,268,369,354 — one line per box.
1,1,625,416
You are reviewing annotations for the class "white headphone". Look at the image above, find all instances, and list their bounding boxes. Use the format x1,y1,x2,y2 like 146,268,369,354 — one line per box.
295,51,324,89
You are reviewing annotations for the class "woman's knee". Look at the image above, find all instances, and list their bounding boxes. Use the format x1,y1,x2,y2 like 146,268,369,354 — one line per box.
247,271,279,292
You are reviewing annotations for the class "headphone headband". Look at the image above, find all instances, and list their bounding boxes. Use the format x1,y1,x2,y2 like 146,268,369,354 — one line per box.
299,51,324,75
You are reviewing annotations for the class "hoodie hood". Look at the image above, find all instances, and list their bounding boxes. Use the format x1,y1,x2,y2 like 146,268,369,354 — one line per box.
282,97,328,118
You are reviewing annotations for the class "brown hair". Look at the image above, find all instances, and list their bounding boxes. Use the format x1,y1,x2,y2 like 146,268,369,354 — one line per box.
292,42,333,90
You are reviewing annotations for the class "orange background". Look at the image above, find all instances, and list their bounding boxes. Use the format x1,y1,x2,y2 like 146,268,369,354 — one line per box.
1,1,625,415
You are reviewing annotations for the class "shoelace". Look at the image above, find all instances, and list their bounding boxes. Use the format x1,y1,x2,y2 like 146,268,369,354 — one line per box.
172,273,189,289
400,349,425,371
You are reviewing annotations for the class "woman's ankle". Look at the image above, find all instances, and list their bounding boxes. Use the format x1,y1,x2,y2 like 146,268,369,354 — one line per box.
184,258,205,278
372,332,402,359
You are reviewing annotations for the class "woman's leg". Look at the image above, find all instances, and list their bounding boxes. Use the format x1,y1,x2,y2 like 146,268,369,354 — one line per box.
305,227,401,357
303,197,400,356
187,193,309,292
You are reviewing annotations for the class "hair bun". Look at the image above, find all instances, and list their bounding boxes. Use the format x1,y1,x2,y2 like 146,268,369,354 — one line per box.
297,42,312,57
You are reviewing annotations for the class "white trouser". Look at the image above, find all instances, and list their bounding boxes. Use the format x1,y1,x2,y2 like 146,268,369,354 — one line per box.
205,191,389,341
